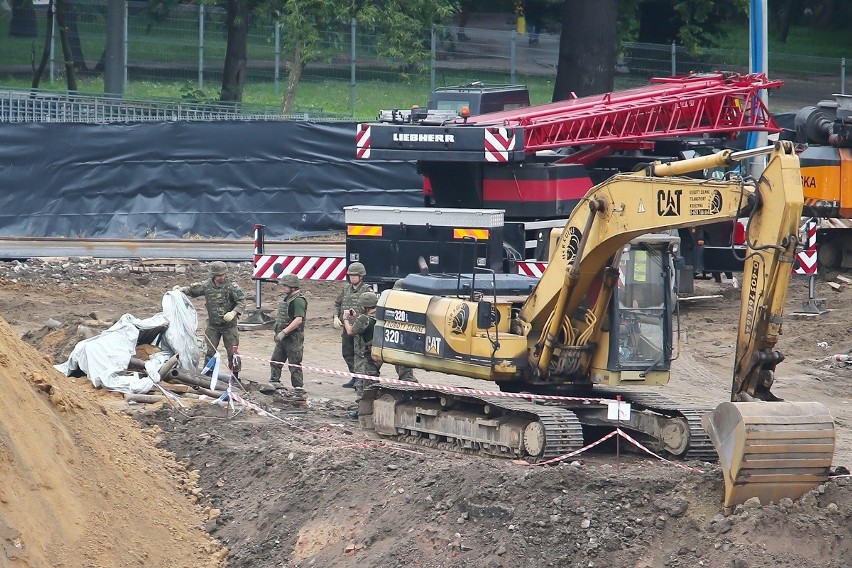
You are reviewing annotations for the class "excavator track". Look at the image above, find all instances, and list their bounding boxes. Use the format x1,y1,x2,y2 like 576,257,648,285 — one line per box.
593,388,717,462
361,384,584,461
362,383,718,463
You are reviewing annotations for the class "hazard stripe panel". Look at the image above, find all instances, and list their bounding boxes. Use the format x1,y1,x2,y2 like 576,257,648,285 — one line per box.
347,225,383,237
453,228,489,240
356,124,371,159
794,218,819,275
516,261,547,277
253,255,347,281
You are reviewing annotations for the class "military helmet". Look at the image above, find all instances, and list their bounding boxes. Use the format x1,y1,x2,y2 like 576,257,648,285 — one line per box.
347,262,367,276
209,261,228,276
281,274,300,288
359,291,378,308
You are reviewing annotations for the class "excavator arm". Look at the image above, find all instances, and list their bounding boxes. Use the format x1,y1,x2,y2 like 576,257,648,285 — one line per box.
516,141,835,508
519,144,801,388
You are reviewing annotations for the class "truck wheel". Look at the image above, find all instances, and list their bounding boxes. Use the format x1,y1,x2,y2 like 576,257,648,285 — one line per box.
819,239,841,269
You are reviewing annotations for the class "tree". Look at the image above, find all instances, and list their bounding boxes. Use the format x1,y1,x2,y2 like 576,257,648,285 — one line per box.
275,0,457,113
31,0,78,91
220,0,259,102
9,0,38,37
552,0,617,100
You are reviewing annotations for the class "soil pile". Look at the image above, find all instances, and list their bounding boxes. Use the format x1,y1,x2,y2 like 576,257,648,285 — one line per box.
140,404,852,568
0,316,226,567
3,259,852,567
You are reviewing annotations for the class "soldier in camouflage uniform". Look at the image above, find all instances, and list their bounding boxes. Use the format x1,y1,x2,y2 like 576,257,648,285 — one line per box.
343,291,381,420
174,261,246,378
270,274,307,390
334,262,368,388
392,279,417,383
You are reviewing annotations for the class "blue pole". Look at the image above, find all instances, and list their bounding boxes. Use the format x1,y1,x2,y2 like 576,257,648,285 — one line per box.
747,0,769,167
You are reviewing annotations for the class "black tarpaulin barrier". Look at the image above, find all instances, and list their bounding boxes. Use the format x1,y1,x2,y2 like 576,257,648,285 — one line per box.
0,120,421,238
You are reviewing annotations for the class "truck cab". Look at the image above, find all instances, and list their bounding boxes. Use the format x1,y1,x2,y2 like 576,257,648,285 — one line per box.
377,83,531,125
428,83,530,116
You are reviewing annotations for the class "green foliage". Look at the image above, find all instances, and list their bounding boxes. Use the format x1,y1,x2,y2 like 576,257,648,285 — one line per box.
617,0,749,53
274,0,458,68
672,0,748,51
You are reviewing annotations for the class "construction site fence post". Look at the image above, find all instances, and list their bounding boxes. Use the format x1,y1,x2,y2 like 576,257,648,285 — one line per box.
671,42,676,76
350,18,357,117
198,4,205,90
510,31,517,84
274,20,280,95
430,26,437,93
49,10,55,83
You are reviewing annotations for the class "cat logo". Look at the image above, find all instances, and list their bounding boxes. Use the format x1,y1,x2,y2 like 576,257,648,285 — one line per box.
657,189,682,216
425,335,443,355
448,303,469,335
562,226,583,264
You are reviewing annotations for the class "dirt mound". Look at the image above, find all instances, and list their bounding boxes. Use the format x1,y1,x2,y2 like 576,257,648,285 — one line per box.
3,260,852,567
0,316,226,567
141,405,852,568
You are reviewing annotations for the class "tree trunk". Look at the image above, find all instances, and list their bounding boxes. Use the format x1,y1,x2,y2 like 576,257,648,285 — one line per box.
10,0,38,37
776,0,795,42
552,0,618,101
54,0,77,91
57,0,87,71
811,0,837,29
31,0,55,89
220,0,250,103
280,41,304,115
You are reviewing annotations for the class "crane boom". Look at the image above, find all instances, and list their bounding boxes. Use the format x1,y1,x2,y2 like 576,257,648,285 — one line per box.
459,73,783,153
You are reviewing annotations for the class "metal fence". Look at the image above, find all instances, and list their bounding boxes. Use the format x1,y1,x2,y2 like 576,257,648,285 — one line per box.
1,0,848,115
0,88,349,123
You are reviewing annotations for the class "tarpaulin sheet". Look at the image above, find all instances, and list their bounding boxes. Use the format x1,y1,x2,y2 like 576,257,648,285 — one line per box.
0,121,421,238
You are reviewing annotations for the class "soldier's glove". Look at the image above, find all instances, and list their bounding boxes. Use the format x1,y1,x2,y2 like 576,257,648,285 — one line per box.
223,310,237,323
172,285,188,293
275,330,287,342
333,315,342,330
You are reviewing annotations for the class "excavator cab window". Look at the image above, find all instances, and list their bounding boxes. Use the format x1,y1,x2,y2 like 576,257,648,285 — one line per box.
611,241,675,372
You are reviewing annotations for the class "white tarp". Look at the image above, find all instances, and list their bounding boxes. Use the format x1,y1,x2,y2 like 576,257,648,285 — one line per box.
54,291,200,394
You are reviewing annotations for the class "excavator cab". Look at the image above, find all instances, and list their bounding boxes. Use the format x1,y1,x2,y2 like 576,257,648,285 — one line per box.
611,234,677,374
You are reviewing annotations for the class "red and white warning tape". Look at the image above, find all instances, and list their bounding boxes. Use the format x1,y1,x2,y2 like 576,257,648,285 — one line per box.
615,428,704,473
203,349,709,473
238,352,608,404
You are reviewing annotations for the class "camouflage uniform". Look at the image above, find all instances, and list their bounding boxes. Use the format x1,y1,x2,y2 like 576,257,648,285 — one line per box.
270,290,308,388
351,311,381,403
185,275,246,375
395,364,417,382
390,279,417,383
335,280,367,373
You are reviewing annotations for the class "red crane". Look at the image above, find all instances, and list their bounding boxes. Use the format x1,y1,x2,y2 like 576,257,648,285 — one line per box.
458,72,782,155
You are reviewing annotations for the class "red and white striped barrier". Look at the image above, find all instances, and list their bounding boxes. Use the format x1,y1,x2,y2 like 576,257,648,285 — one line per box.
251,224,345,282
794,217,818,275
253,254,347,281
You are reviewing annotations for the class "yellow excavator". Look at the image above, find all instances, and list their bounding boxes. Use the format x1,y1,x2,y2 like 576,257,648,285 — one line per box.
362,141,835,509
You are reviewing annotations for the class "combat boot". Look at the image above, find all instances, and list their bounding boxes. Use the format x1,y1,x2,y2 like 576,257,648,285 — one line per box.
341,378,356,388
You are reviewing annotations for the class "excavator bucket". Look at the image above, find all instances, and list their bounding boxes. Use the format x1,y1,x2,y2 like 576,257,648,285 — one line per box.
702,401,835,509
